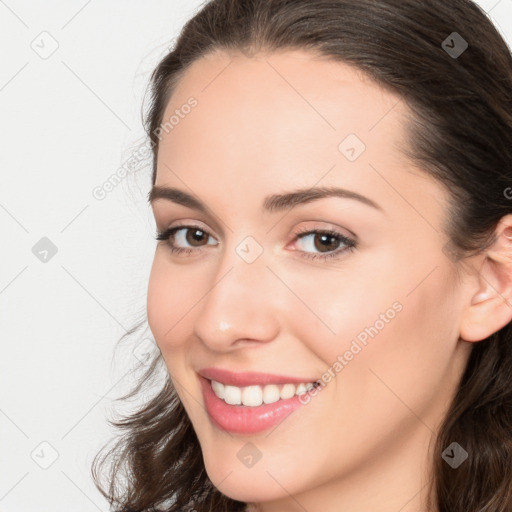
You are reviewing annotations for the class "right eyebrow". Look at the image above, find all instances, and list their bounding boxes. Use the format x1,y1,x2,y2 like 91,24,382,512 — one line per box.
149,186,209,213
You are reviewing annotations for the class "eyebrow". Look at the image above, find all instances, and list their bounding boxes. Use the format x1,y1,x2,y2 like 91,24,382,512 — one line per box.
148,185,383,213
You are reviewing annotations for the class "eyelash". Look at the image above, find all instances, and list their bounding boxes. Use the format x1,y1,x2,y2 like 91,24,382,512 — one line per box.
155,224,357,261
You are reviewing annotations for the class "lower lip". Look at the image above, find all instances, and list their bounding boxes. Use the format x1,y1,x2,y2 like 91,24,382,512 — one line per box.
199,376,307,434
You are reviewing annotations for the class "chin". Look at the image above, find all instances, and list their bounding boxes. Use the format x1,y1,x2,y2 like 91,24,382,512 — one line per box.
202,454,305,504
208,475,282,504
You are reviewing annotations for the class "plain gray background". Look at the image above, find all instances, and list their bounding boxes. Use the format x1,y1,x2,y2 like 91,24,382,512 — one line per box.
1,1,511,510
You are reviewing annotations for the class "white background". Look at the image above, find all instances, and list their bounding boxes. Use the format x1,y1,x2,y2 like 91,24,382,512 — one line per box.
1,1,511,510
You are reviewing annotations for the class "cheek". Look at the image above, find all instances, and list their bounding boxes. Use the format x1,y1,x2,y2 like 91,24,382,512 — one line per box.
272,253,407,367
336,266,459,433
278,253,458,405
147,254,197,351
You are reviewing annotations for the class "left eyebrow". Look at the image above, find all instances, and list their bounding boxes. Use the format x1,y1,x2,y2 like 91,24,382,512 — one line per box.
262,186,383,213
148,185,383,213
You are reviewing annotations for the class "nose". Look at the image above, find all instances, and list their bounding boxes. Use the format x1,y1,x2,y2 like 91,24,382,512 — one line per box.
192,248,281,352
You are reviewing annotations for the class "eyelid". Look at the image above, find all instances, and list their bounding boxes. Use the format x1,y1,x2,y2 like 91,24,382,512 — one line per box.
158,219,217,237
292,221,356,240
156,223,217,242
153,207,226,239
289,226,356,257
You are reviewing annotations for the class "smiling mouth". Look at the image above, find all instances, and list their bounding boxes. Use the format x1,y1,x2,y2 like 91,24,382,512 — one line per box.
209,379,320,407
199,375,320,434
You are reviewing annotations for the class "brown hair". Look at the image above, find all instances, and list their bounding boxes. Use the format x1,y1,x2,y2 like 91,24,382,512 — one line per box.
92,0,512,510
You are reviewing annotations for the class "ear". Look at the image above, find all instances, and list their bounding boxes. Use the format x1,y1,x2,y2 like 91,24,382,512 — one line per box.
459,214,512,342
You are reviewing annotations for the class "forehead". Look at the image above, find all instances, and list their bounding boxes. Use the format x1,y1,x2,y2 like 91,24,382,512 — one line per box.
154,49,447,224
156,49,409,171
163,49,406,133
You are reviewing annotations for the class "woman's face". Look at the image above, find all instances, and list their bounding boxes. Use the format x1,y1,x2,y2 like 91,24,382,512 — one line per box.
147,50,474,509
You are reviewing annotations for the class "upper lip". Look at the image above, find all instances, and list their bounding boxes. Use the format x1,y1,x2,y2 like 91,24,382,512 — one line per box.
198,367,318,387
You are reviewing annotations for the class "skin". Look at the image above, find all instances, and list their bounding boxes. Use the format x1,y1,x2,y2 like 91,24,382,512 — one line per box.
146,49,512,512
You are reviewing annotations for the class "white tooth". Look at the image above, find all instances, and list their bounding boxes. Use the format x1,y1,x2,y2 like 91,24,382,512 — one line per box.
295,383,307,395
263,384,281,404
280,383,296,399
242,385,263,406
305,382,314,391
211,379,225,399
224,385,242,405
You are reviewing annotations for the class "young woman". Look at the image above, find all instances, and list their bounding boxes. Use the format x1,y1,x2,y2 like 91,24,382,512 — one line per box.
92,1,512,511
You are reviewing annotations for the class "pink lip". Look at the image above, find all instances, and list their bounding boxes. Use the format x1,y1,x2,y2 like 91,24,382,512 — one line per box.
199,375,307,434
198,367,317,387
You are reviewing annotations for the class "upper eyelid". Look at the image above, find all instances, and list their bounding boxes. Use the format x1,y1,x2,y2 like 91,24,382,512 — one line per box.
152,206,226,238
158,219,214,235
163,223,346,236
172,224,217,240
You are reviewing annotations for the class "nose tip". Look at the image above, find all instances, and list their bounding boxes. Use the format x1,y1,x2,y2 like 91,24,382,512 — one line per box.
192,262,281,352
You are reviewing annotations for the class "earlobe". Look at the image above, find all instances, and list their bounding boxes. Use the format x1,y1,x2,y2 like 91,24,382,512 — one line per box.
459,215,512,342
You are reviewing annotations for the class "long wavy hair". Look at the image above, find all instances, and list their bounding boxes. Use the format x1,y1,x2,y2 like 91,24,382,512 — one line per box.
91,1,512,510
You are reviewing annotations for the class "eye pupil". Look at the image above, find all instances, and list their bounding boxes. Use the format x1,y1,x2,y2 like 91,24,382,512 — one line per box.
187,229,207,246
315,234,338,252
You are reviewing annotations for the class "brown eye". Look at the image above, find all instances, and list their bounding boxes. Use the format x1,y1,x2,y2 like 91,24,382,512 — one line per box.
293,229,356,261
156,225,218,255
184,228,209,247
312,233,340,253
